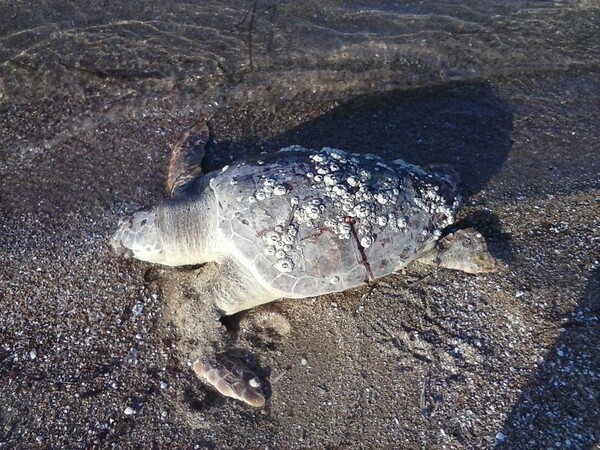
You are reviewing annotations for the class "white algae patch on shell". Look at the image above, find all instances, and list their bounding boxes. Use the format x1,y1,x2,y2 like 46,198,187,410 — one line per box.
209,147,459,298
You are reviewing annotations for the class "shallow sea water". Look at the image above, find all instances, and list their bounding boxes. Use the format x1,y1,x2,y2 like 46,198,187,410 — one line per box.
1,1,599,449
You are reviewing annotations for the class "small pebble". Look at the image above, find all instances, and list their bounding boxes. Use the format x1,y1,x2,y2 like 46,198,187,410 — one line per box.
132,302,144,316
124,406,135,415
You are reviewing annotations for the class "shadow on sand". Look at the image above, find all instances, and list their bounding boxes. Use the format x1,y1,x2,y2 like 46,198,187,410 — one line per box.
265,81,514,198
498,267,600,449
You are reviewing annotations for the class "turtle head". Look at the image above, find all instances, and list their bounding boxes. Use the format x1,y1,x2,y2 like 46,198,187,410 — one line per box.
110,209,166,264
111,195,218,266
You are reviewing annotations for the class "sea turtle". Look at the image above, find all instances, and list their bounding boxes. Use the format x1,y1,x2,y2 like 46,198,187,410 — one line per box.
110,120,497,408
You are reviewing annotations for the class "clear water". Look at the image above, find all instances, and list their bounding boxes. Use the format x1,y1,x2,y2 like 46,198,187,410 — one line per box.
1,1,598,108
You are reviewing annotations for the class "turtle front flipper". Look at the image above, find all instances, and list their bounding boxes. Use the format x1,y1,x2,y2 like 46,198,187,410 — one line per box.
193,355,265,408
167,120,214,197
189,258,280,407
418,227,498,274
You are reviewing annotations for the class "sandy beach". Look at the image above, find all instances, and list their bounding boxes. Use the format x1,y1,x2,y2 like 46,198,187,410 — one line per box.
1,2,599,449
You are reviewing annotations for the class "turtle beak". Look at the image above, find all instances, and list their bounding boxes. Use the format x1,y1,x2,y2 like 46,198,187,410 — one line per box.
109,217,133,257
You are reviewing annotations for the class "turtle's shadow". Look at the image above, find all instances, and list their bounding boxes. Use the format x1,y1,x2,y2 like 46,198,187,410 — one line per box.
264,81,514,199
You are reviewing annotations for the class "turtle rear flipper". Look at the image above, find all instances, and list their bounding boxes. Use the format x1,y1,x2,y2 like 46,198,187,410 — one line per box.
167,120,214,197
418,228,498,274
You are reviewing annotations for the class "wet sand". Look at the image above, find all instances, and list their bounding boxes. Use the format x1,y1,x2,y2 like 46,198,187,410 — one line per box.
1,2,599,448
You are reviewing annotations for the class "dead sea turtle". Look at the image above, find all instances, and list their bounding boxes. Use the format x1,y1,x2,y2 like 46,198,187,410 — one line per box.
110,121,497,407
